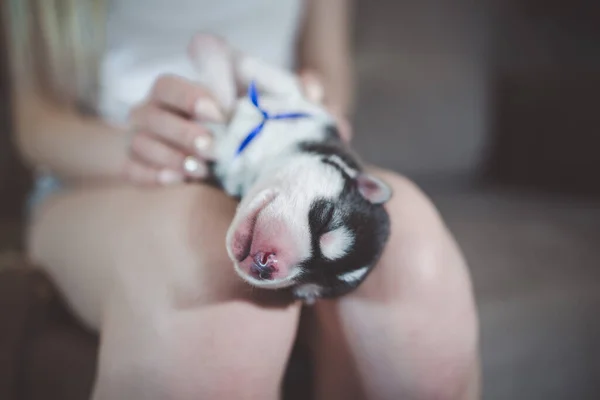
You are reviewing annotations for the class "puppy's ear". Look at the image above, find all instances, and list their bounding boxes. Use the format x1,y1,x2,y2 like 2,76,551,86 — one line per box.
356,173,393,205
187,33,237,112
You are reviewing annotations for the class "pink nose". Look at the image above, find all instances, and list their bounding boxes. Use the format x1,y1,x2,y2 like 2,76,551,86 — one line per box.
250,252,278,280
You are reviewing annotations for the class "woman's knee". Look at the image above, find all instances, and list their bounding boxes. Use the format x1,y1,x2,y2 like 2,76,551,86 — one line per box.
72,184,302,399
157,184,300,308
94,298,300,400
359,169,475,303
351,170,480,398
24,182,291,324
156,183,242,304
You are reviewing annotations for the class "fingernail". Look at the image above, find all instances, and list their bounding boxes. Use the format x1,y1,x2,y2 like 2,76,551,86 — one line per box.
195,98,225,122
183,156,208,178
193,135,213,158
158,169,184,185
305,79,324,103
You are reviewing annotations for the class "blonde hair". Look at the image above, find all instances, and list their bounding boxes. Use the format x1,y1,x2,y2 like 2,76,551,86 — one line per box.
5,0,108,110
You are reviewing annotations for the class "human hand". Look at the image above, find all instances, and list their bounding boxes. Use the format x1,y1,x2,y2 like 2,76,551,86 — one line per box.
298,70,353,143
124,74,225,185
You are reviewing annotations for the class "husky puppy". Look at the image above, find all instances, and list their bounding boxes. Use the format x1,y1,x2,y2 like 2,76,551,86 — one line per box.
100,33,392,304
187,34,392,304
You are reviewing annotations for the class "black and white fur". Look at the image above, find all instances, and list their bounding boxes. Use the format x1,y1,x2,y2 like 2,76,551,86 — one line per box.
103,33,392,304
186,34,392,304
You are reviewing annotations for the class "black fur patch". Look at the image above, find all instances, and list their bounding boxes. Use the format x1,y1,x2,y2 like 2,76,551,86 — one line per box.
203,161,223,188
206,121,390,300
203,161,244,201
294,126,391,298
297,192,390,298
323,124,343,142
297,125,363,174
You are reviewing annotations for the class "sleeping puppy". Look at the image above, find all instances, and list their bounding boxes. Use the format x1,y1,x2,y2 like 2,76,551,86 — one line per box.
187,34,392,304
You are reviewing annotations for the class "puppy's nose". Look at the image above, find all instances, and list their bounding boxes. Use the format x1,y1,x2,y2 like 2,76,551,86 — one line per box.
250,252,278,280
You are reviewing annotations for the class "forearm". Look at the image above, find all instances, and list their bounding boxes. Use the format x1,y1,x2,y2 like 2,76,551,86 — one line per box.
13,91,128,182
299,0,355,116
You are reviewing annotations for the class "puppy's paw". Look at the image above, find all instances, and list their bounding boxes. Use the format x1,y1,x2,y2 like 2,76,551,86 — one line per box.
187,32,237,112
187,32,229,60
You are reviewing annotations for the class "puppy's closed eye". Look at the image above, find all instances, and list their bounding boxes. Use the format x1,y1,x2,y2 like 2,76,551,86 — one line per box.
309,199,335,235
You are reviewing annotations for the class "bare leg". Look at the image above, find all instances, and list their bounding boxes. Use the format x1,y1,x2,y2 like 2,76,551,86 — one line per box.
27,183,301,400
307,170,480,400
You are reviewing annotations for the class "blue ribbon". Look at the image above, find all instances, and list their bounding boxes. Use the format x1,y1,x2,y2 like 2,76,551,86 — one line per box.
235,80,311,156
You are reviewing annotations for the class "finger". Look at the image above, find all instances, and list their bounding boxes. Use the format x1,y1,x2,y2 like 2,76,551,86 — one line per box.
150,74,225,122
299,69,325,104
298,70,352,142
122,159,160,185
130,103,215,159
182,155,209,179
123,159,186,186
327,105,353,143
335,114,353,143
129,131,188,171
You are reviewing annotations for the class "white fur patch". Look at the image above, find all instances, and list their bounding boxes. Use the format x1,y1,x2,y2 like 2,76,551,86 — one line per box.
236,55,304,99
326,155,358,179
246,156,345,263
236,267,303,290
337,266,369,283
293,283,323,305
320,226,355,261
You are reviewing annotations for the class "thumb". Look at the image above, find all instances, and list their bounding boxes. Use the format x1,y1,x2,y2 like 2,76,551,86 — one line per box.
298,69,353,143
298,69,325,104
329,106,354,144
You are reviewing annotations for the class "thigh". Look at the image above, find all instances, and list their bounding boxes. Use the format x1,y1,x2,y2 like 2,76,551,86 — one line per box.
27,183,301,399
305,169,480,400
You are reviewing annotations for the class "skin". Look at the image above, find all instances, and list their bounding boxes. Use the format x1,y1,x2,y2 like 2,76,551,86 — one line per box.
13,0,481,398
306,170,481,400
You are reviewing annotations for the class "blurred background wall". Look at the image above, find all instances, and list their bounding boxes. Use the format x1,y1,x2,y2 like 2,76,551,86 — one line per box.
352,0,490,183
1,1,599,399
351,0,600,196
1,0,599,213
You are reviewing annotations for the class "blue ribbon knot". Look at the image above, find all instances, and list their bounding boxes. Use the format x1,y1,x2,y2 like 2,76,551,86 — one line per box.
235,80,311,156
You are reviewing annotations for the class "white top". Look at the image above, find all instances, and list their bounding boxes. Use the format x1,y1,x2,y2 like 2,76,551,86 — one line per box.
98,0,305,123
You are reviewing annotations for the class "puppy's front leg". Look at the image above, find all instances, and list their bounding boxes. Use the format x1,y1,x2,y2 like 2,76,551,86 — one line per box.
187,33,238,113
